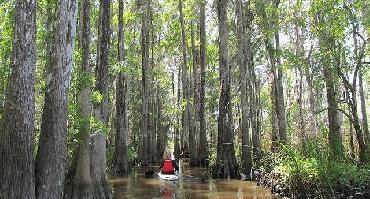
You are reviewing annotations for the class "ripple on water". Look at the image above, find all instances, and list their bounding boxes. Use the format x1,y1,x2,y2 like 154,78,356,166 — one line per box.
110,164,274,199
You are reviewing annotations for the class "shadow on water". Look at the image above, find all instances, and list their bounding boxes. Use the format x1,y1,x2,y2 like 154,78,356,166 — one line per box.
110,159,276,199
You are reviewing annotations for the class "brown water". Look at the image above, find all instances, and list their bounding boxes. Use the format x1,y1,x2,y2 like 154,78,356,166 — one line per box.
110,159,275,199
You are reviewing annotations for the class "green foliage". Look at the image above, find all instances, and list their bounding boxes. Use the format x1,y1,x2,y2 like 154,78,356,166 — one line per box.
0,0,13,114
208,144,218,167
310,0,347,42
112,60,129,75
273,142,370,198
92,91,103,103
90,116,109,135
1,0,368,195
275,146,319,196
128,145,138,161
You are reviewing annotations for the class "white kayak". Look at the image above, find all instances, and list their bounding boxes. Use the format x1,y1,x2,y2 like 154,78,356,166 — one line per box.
158,171,179,181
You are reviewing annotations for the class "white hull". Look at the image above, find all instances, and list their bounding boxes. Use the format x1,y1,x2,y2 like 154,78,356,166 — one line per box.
158,171,179,181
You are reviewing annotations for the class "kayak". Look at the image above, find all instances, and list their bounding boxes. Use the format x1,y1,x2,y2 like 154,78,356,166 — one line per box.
158,171,179,181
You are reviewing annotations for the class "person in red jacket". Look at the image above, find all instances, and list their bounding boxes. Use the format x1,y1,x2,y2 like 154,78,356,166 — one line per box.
159,150,179,174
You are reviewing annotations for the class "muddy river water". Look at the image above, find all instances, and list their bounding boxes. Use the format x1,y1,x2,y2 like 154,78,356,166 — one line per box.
110,159,275,199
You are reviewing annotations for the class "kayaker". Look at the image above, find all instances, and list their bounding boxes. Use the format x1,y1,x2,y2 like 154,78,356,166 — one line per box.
158,150,179,174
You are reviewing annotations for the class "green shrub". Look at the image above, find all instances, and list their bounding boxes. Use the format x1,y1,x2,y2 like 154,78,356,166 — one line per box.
271,141,370,198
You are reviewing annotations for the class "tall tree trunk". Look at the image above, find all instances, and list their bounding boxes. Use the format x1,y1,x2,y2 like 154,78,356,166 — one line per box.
174,67,181,158
313,9,344,160
344,64,367,163
236,0,252,177
179,0,193,160
259,0,286,146
349,122,355,159
90,134,111,198
115,0,129,174
190,21,200,166
89,0,112,197
0,0,36,198
298,68,306,151
342,75,367,163
349,9,369,163
359,72,370,146
346,83,367,162
149,2,156,163
273,0,287,143
306,67,318,137
141,0,150,165
323,65,343,160
156,96,166,162
215,0,238,179
35,0,78,198
270,83,279,152
94,0,111,125
198,0,208,167
69,0,94,197
294,24,306,151
44,0,54,85
252,74,262,164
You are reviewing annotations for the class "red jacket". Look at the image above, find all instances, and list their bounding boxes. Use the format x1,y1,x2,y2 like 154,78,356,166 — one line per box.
159,159,179,174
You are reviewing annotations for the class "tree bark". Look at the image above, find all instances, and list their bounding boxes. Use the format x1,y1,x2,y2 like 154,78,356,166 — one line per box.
323,65,343,160
270,82,279,152
236,0,252,177
350,122,355,159
198,0,208,167
298,68,306,151
0,0,36,198
313,9,344,160
69,0,94,197
338,66,366,162
359,72,370,147
148,1,156,163
259,0,287,146
306,66,318,137
44,0,54,87
83,0,111,195
341,74,367,163
349,9,369,162
215,0,238,179
252,74,262,164
90,134,112,198
140,0,150,165
94,0,111,125
179,0,194,161
190,20,200,166
35,0,78,198
273,0,287,144
294,24,306,151
174,67,181,158
156,97,166,162
115,0,129,175
347,87,367,163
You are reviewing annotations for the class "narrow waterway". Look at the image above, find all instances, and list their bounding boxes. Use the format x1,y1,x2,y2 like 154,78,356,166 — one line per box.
110,159,275,199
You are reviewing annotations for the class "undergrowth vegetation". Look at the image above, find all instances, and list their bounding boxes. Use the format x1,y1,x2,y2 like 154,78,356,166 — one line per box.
261,138,370,198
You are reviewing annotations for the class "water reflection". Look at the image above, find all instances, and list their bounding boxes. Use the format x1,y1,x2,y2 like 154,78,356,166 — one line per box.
110,160,274,199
